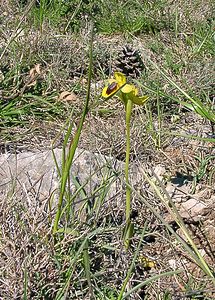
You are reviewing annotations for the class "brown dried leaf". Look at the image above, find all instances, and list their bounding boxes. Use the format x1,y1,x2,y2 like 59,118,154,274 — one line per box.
35,64,41,74
29,64,41,79
27,64,42,87
59,91,78,102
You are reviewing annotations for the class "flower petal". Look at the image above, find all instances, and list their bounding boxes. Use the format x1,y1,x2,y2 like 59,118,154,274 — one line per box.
114,72,126,86
121,84,136,94
131,95,149,106
134,87,138,96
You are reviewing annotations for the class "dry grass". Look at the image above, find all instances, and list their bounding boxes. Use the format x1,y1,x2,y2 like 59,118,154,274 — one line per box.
0,0,215,299
0,162,214,298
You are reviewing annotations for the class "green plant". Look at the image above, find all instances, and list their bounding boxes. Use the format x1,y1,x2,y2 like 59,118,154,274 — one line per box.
95,0,171,34
102,71,149,247
192,154,215,191
52,24,93,234
144,93,163,149
30,0,68,31
117,222,147,300
138,55,215,135
164,49,185,75
130,169,215,282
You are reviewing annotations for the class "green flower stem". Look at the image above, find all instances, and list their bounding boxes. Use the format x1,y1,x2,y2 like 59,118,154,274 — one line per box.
125,99,133,222
123,98,134,248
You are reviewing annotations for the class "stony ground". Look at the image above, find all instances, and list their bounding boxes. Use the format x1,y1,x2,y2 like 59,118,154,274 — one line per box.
0,0,215,299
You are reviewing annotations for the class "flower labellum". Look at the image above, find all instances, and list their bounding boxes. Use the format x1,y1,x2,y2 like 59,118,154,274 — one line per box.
106,82,118,95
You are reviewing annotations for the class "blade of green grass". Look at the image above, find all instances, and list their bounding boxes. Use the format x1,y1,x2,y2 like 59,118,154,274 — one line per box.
128,168,215,282
83,238,94,299
163,131,215,143
123,269,182,299
117,222,148,300
0,0,35,61
55,226,113,300
144,55,215,123
53,23,94,234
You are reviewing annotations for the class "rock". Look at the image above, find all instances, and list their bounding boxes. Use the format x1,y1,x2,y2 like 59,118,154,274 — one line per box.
177,198,207,221
153,164,166,181
0,148,140,214
167,181,192,203
0,149,121,212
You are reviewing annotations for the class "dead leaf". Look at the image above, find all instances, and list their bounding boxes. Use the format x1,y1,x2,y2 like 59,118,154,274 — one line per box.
29,64,41,79
59,91,78,102
35,64,41,74
27,64,41,87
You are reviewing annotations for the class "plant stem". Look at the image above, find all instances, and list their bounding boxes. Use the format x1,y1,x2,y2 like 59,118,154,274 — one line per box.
125,99,132,222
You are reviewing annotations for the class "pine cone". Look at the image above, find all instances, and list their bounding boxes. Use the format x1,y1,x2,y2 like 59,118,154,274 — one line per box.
115,46,145,78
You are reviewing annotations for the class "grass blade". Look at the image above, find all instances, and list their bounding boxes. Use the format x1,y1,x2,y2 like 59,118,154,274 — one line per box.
53,23,94,234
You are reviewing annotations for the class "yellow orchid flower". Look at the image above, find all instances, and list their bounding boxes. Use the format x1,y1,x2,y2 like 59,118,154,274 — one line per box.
102,72,126,98
121,84,149,105
102,72,149,106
